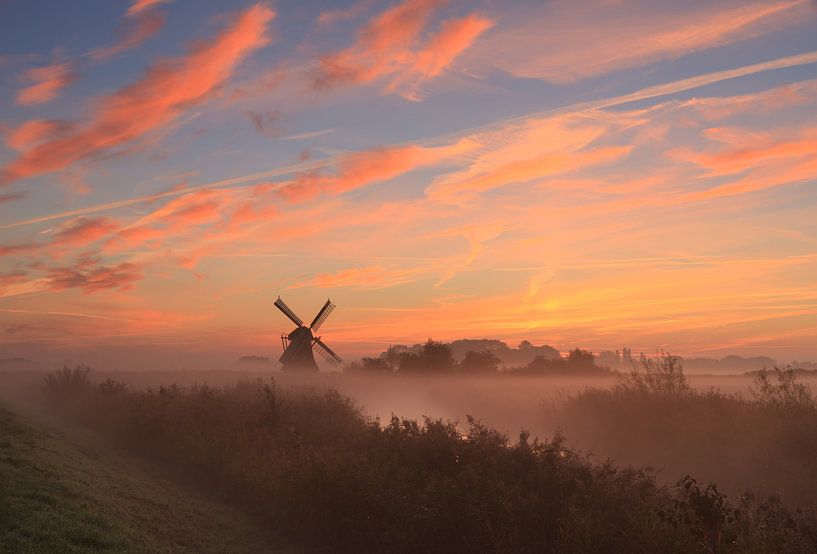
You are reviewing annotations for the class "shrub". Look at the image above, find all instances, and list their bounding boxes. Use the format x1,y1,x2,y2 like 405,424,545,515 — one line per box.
750,366,816,413
615,351,690,397
41,375,817,552
42,365,93,399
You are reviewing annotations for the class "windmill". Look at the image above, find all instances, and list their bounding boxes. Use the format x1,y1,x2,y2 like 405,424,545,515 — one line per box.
274,296,343,371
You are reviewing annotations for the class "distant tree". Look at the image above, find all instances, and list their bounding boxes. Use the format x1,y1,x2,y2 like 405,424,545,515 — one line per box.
566,348,595,370
523,355,565,375
460,350,501,373
398,339,456,374
346,356,393,373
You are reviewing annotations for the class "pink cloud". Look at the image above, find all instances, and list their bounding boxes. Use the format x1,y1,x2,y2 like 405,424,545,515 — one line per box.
5,120,71,151
16,62,76,105
388,13,493,99
1,4,274,185
46,260,142,293
311,0,487,97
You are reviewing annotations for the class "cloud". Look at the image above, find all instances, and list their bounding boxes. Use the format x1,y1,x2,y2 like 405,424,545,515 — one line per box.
316,0,374,27
0,192,26,204
5,120,71,151
295,265,422,289
312,0,488,97
278,139,475,202
16,62,76,105
46,260,142,293
51,217,120,246
244,109,281,136
90,10,165,61
313,0,443,89
1,3,274,185
427,114,636,200
127,0,172,17
387,13,493,100
469,0,811,83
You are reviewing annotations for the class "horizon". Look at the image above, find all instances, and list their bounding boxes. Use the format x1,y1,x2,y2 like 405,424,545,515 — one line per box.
2,0,817,368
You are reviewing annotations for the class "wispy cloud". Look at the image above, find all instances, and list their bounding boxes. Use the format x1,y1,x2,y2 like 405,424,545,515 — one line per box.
15,61,76,105
470,0,811,83
1,4,274,185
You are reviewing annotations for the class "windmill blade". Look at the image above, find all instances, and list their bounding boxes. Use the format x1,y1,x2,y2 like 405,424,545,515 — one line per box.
313,337,342,367
274,296,303,327
309,299,335,332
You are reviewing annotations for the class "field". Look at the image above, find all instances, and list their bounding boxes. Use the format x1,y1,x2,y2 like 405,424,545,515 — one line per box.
3,362,817,552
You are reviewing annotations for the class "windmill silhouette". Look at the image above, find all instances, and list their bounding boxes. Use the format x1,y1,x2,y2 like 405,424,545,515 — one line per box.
274,296,342,371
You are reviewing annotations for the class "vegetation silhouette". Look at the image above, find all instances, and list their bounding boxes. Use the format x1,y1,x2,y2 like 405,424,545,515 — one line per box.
347,339,610,376
39,364,817,553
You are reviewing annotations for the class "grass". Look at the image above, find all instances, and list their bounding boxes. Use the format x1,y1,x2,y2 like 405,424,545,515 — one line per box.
38,368,817,553
0,400,295,553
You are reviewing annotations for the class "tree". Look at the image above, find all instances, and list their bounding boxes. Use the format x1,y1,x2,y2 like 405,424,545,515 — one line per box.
346,356,393,373
398,340,456,374
567,348,594,370
460,350,501,373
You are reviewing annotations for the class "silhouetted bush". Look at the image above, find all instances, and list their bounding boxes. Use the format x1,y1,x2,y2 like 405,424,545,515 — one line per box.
559,354,817,507
41,368,817,552
42,365,93,400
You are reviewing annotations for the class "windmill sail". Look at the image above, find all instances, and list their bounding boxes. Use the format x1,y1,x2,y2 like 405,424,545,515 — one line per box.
313,337,342,366
309,299,335,331
274,296,303,327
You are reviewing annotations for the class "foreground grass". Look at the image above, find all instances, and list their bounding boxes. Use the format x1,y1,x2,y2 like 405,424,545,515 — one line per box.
40,367,817,553
0,401,292,553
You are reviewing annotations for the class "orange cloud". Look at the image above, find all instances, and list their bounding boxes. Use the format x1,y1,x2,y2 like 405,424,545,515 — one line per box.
295,265,423,289
51,217,120,246
1,4,274,185
388,13,493,100
312,0,488,97
16,62,76,105
278,139,474,202
127,0,171,17
5,120,70,151
314,0,443,89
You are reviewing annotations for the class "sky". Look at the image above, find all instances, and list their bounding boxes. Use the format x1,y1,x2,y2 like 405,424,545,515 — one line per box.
1,0,817,369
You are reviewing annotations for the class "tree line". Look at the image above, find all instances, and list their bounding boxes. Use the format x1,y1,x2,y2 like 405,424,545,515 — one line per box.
345,339,611,376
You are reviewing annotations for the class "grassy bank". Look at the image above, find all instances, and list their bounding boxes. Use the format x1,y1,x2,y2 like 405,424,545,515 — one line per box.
40,366,817,553
0,400,290,553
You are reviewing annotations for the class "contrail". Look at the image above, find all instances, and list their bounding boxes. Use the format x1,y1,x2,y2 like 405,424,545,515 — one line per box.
2,49,816,232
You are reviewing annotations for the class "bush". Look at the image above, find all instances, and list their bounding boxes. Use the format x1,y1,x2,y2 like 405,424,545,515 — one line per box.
615,351,690,397
41,374,817,552
750,366,816,413
558,356,817,508
42,365,93,399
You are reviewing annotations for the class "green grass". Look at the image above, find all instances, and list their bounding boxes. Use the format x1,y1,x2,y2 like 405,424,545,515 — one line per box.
0,402,294,553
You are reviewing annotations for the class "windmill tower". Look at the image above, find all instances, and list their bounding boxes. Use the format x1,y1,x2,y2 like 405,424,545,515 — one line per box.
274,296,343,371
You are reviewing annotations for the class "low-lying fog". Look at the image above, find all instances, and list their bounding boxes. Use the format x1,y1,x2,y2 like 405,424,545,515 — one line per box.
0,369,798,435
5,369,817,504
